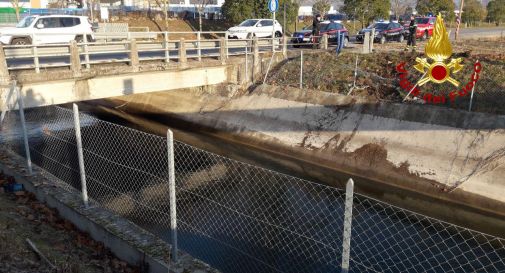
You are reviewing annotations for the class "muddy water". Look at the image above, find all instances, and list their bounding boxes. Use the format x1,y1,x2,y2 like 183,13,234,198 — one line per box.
2,106,505,273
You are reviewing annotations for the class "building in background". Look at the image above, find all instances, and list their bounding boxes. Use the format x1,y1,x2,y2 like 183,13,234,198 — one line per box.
298,0,343,16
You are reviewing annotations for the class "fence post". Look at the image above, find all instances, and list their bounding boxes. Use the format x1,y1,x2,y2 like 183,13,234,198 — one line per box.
197,32,202,61
299,50,303,89
0,44,10,84
72,103,89,208
321,34,328,50
219,37,227,65
69,41,81,77
341,178,355,273
129,39,139,72
178,38,187,68
83,34,91,69
164,32,170,63
15,81,32,175
468,61,479,112
166,129,178,263
32,46,40,73
252,36,260,82
282,35,288,59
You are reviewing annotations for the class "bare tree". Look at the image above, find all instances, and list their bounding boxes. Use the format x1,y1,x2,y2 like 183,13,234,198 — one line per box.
151,0,169,30
10,0,23,22
391,0,415,19
194,0,213,32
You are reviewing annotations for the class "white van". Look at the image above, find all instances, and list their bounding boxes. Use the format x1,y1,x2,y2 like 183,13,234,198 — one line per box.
0,15,95,45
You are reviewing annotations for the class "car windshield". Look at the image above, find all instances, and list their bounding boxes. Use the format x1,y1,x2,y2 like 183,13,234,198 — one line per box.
239,20,258,27
415,18,430,24
302,25,312,30
369,23,388,30
320,24,331,31
16,16,36,28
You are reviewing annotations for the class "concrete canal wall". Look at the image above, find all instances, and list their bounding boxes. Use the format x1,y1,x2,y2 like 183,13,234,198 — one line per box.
100,84,505,236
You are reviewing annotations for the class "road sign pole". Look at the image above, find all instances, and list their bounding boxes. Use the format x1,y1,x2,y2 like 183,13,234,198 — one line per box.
272,11,276,51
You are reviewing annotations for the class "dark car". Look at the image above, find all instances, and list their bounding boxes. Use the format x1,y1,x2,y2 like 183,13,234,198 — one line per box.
357,21,405,44
291,21,349,48
291,25,313,48
318,21,349,46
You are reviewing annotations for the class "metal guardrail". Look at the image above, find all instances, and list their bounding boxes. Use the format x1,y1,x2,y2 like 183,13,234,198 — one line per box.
0,31,335,74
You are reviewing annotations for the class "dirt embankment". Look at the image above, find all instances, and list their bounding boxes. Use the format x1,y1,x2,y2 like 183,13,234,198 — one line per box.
267,40,505,115
0,172,140,273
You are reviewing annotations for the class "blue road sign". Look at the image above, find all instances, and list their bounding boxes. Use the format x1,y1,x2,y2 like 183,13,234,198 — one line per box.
268,0,279,13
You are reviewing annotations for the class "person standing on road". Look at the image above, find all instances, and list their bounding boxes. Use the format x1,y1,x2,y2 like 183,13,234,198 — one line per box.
312,14,321,48
405,15,417,52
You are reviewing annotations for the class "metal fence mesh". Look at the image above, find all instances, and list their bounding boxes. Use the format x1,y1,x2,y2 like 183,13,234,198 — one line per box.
1,105,505,273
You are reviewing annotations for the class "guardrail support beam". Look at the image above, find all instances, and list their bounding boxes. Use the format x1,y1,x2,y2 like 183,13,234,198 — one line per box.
282,36,288,59
219,37,227,65
321,34,329,50
253,36,260,82
0,45,9,84
69,41,81,77
178,38,187,68
129,39,139,72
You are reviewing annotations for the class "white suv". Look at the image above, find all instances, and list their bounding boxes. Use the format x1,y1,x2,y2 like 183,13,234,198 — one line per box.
0,15,95,45
227,19,283,39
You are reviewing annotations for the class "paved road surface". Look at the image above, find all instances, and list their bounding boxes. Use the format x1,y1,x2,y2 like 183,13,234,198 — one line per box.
450,27,505,40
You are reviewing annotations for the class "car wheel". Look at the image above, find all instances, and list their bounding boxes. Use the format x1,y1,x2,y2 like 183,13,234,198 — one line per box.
75,35,84,43
380,36,386,44
11,38,30,45
275,31,282,38
422,31,428,40
398,34,404,43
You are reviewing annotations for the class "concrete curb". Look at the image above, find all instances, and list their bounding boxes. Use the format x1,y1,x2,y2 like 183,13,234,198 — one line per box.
0,148,220,273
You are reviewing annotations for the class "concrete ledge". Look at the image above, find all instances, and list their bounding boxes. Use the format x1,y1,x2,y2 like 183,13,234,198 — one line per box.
0,148,219,273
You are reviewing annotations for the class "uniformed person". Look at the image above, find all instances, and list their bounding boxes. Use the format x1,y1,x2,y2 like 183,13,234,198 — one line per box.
405,15,417,52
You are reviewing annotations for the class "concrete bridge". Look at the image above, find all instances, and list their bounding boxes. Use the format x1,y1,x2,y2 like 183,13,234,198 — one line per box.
0,35,291,111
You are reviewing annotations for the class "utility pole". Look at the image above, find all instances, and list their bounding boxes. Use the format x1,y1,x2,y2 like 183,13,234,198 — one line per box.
455,0,464,41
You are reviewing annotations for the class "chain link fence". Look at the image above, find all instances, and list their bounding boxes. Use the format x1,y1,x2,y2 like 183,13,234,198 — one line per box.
1,104,505,273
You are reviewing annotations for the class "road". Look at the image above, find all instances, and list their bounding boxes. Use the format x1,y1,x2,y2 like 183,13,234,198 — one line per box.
450,27,505,40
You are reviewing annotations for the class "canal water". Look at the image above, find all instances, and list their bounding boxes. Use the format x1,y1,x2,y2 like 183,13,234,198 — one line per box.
1,106,504,273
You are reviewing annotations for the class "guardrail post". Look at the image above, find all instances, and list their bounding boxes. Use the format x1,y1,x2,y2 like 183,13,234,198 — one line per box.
83,34,91,69
178,38,187,68
363,32,370,54
225,31,229,58
369,28,375,52
166,129,178,262
0,44,10,84
129,39,139,72
73,103,89,208
197,32,202,61
341,178,355,273
15,81,32,175
69,40,81,77
253,36,260,82
32,46,40,73
321,34,328,50
219,37,227,65
163,32,170,63
282,35,288,59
